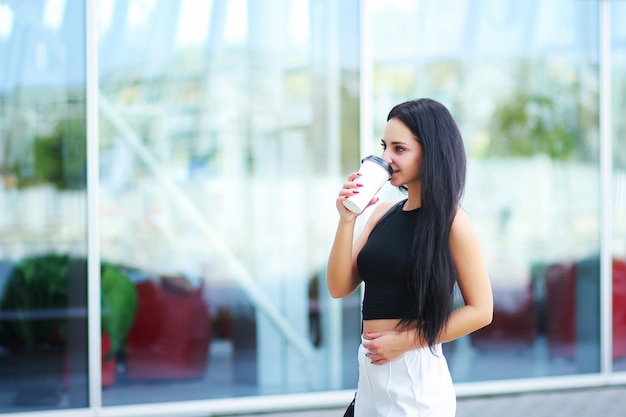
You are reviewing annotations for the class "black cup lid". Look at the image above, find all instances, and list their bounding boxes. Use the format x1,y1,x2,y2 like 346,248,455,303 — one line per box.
362,155,392,175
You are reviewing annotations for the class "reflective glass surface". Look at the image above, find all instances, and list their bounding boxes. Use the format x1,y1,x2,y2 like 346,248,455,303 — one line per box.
612,0,626,372
371,0,602,381
1,0,625,415
0,0,88,412
97,0,360,405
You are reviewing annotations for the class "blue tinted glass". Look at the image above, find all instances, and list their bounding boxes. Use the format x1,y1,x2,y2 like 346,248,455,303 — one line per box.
0,0,88,412
371,0,602,381
97,0,361,405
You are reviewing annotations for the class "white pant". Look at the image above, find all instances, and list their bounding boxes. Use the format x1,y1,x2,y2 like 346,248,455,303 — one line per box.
355,339,456,417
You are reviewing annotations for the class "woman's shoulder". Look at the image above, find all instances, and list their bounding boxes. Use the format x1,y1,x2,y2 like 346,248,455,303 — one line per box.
451,207,479,241
363,199,403,230
374,199,404,218
453,206,468,220
375,199,401,216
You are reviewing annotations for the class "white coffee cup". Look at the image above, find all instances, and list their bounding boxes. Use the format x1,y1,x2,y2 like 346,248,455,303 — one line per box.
342,155,392,214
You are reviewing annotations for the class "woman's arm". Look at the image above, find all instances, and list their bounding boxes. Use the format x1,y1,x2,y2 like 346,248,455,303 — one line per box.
326,173,395,298
438,207,493,342
326,215,361,298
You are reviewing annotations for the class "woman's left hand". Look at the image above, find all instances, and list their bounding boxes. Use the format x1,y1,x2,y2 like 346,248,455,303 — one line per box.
362,330,417,365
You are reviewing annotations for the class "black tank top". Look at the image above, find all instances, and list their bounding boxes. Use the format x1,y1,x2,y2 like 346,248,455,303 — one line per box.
357,200,421,320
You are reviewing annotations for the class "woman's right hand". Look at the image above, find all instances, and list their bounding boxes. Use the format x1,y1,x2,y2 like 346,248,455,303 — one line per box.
336,172,378,221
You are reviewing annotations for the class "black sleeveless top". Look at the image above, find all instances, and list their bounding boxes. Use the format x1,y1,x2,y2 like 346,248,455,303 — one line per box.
357,200,421,320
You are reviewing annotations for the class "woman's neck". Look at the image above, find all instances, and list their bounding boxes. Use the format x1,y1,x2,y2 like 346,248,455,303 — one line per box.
404,183,421,210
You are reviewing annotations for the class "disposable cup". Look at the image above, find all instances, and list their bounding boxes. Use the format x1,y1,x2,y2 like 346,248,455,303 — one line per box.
342,155,392,214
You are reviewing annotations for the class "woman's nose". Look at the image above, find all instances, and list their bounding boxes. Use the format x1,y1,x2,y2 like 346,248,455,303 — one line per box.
382,150,392,164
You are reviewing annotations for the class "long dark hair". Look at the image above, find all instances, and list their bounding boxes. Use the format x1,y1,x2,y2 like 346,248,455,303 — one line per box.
387,98,466,349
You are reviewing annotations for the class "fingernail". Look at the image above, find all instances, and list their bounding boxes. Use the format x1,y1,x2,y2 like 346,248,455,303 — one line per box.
344,195,350,198
356,183,363,187
356,173,362,176
352,190,359,194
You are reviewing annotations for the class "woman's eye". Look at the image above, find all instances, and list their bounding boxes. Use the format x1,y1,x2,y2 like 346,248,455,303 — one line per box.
380,140,405,152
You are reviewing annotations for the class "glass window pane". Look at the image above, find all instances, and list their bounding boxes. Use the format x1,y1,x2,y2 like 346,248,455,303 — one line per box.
0,0,88,412
371,0,601,381
612,0,626,372
98,0,360,405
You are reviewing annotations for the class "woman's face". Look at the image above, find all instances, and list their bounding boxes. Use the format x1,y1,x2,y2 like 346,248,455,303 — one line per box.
381,117,423,188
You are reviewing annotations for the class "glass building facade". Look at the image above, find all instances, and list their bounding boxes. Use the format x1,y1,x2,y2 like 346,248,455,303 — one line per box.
0,0,624,415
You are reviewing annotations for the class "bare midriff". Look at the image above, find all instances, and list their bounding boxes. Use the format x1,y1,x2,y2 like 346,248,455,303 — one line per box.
362,318,403,334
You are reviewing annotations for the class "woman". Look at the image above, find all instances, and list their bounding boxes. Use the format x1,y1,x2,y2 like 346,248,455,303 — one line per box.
327,98,493,417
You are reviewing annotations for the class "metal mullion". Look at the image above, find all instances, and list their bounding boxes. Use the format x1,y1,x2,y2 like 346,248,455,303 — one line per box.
359,0,373,158
86,0,102,412
599,0,613,379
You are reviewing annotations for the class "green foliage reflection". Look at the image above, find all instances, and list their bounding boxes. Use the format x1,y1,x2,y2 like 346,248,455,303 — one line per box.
488,93,577,161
